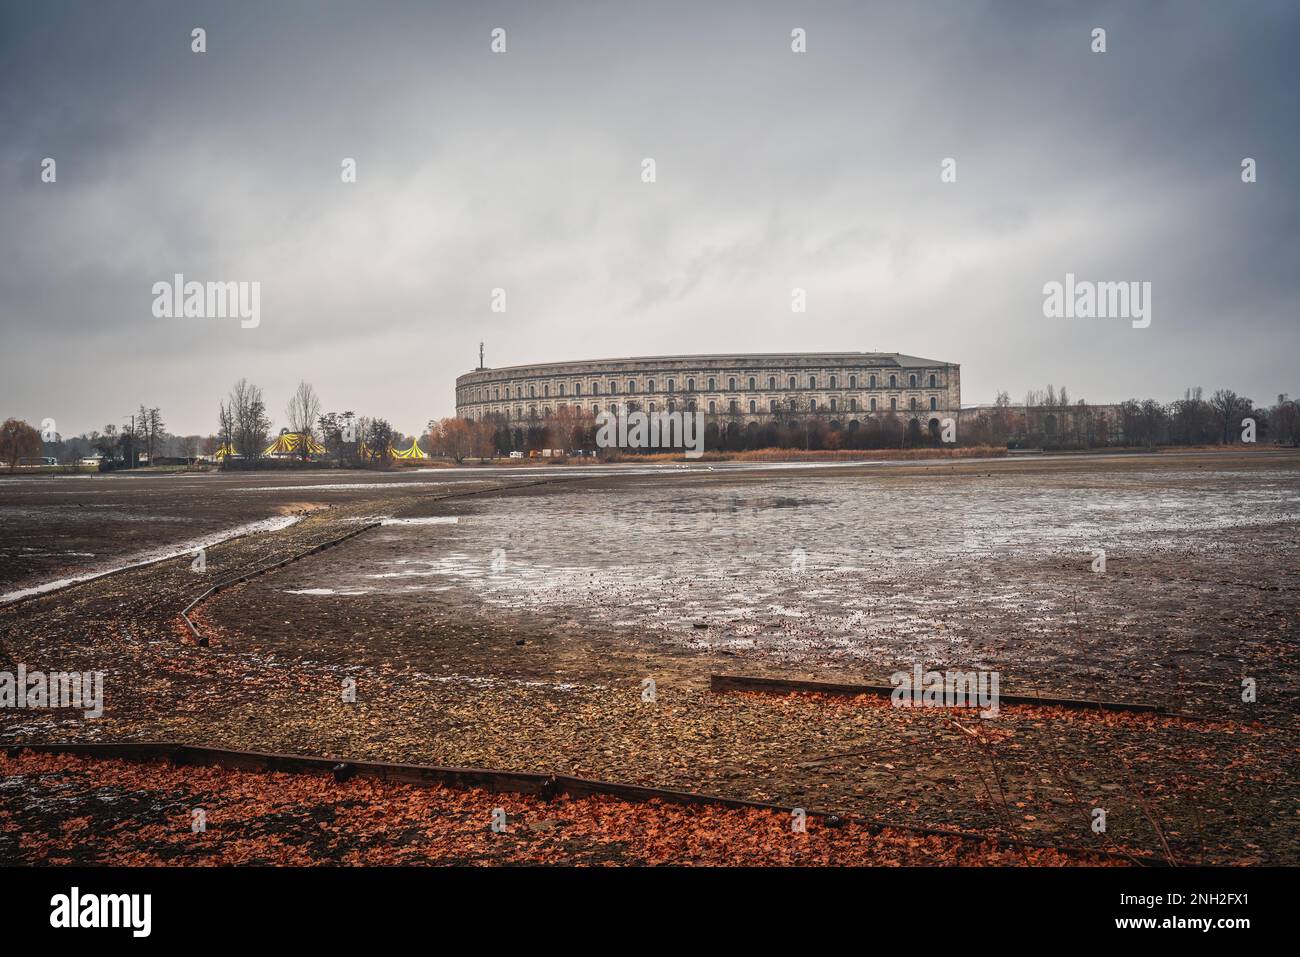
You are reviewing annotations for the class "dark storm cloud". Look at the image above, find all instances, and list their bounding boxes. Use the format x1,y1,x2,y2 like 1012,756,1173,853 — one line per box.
1,0,1297,436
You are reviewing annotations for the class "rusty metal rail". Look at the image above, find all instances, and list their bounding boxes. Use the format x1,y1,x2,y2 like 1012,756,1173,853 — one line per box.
179,476,578,647
179,521,381,646
710,673,1177,715
5,740,1164,865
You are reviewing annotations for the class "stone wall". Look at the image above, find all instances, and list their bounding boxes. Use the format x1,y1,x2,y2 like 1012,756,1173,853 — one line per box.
455,352,960,426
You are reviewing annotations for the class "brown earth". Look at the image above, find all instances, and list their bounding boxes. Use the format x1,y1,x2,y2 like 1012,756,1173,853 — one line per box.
0,750,1124,866
1,451,1296,865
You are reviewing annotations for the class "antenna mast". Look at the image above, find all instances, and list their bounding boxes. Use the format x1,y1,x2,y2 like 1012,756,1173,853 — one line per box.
479,341,484,370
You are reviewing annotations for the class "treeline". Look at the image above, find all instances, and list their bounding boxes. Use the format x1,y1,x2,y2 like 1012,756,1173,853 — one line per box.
962,387,1298,450
9,382,1294,472
484,406,941,453
8,404,178,469
217,379,417,469
1115,388,1296,447
481,385,1299,454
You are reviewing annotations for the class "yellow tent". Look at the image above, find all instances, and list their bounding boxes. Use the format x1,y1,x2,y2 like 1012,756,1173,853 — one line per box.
390,438,426,459
264,433,327,456
214,442,238,459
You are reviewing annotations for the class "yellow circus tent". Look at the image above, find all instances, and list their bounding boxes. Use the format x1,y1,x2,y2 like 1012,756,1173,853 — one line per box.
264,433,327,457
389,438,426,460
214,442,238,459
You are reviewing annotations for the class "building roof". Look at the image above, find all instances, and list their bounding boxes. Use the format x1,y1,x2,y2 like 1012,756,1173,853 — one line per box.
462,352,954,378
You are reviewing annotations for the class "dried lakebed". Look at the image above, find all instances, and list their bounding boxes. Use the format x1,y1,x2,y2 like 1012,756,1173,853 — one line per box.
2,452,1297,863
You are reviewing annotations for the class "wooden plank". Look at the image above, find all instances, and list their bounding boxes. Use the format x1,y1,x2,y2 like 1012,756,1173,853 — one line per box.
3,740,1165,864
710,673,1172,714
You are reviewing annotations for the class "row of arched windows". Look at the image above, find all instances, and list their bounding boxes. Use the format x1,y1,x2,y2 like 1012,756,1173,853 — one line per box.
464,371,943,405
489,393,941,421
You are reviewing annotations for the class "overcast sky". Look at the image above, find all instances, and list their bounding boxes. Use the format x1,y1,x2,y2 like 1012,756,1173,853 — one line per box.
1,0,1297,438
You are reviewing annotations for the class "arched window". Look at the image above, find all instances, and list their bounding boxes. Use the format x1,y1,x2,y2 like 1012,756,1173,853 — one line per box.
889,374,897,389
769,376,777,390
929,373,937,388
909,397,918,410
529,385,536,398
890,397,897,410
869,374,877,389
609,380,617,394
729,399,738,413
849,374,856,389
574,382,582,396
869,397,877,412
830,397,838,411
647,379,655,392
808,375,817,389
769,399,778,412
591,404,599,415
687,378,695,391
850,398,858,411
592,381,599,395
558,384,565,397
667,379,675,392
628,380,636,393
810,398,817,411
648,401,656,412
930,396,937,411
728,376,736,391
788,375,797,389
687,400,696,412
909,374,917,388
708,377,716,391
749,399,757,413
830,375,837,388
748,376,756,390
708,400,716,414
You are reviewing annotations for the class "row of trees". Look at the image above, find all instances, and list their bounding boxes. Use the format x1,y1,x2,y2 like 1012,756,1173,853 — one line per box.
475,406,940,454
1117,388,1294,447
217,379,414,469
10,381,1295,472
960,386,1298,450
471,384,1299,454
30,403,173,468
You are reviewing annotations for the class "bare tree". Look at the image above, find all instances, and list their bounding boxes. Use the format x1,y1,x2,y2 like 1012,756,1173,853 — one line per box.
217,400,234,452
285,380,322,460
228,379,271,463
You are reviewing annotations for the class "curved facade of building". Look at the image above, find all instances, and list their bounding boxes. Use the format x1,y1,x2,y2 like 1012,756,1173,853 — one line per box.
456,352,960,425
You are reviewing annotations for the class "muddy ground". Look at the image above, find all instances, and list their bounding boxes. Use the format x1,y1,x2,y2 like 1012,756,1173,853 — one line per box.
1,451,1296,864
0,750,1121,866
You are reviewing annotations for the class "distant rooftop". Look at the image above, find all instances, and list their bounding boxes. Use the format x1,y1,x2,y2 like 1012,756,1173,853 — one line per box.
466,352,954,375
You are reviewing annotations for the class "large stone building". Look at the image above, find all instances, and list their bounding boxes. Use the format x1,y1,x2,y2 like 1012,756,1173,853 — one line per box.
455,352,960,427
